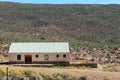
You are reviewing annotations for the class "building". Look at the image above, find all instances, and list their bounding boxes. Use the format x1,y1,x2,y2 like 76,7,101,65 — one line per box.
9,42,70,65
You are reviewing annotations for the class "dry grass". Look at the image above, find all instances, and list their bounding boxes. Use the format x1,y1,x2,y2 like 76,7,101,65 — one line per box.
0,65,120,80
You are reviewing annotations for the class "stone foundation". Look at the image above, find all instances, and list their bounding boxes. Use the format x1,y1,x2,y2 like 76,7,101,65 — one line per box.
9,61,24,64
9,61,69,66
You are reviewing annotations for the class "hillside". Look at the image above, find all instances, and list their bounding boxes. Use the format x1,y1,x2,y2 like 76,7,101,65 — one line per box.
0,2,120,48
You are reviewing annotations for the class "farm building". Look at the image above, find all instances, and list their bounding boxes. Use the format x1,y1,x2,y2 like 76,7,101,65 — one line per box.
9,42,70,65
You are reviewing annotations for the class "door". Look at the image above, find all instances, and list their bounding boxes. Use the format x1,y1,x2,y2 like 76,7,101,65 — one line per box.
25,55,32,64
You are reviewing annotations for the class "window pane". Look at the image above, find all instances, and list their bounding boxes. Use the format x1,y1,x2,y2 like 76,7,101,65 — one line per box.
44,55,49,60
63,54,66,58
56,55,59,58
36,55,39,58
17,55,21,60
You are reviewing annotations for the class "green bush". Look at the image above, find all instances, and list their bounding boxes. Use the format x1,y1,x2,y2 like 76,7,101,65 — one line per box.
78,66,91,69
41,73,52,78
56,75,62,80
103,65,120,72
40,73,53,80
0,68,6,80
104,77,110,80
10,77,22,80
69,77,77,80
79,76,87,80
9,69,37,80
9,69,24,78
53,73,69,80
24,70,36,77
44,77,53,80
29,76,36,80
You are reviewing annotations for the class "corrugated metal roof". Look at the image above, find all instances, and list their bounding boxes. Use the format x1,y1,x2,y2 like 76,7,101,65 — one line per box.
9,42,70,53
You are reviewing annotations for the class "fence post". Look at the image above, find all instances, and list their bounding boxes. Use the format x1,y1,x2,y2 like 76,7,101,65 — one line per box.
6,67,8,80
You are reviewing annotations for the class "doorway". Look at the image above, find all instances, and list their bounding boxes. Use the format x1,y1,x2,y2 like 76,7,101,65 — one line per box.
25,55,32,64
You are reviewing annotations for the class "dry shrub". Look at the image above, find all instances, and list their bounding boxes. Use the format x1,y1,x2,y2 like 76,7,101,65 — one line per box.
0,68,6,79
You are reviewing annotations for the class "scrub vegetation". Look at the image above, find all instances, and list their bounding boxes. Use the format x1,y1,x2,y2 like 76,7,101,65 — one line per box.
0,2,120,48
0,67,113,80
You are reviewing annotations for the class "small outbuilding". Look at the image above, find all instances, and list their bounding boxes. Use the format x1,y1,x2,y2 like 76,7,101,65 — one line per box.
9,42,70,65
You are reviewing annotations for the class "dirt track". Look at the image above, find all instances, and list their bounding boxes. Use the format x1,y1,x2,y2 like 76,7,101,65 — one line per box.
0,65,120,80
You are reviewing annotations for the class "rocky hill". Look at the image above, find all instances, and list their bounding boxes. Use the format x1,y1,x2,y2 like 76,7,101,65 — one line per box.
0,2,120,48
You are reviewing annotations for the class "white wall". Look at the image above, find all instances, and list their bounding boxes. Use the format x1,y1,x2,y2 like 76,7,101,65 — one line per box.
9,53,70,62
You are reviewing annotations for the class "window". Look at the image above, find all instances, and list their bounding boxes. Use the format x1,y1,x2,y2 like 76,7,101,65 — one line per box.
63,54,66,58
36,55,39,58
17,55,21,60
44,55,49,60
56,54,59,58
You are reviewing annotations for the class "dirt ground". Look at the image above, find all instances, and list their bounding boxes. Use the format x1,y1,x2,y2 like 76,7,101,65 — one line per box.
0,65,120,80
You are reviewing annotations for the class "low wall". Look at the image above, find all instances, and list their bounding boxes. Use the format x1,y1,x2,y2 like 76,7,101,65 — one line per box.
9,61,97,68
32,61,69,66
70,63,97,68
9,61,24,64
9,61,69,66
